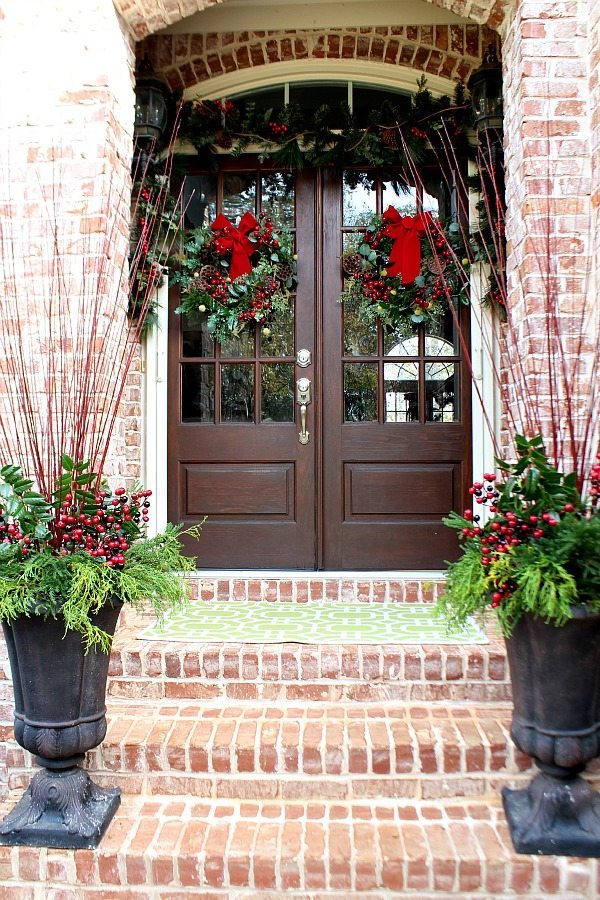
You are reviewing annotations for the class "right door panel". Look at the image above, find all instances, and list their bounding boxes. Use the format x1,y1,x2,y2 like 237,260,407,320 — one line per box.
320,169,471,569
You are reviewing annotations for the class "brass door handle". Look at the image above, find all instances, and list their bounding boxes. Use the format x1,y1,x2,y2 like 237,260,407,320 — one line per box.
296,377,311,444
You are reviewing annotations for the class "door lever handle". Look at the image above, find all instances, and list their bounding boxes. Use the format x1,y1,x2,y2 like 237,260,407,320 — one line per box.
296,377,311,444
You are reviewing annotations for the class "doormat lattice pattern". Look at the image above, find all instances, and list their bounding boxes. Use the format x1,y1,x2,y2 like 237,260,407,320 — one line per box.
138,601,487,645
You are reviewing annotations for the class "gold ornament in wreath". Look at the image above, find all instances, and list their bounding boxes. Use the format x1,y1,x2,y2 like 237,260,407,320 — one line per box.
174,212,298,343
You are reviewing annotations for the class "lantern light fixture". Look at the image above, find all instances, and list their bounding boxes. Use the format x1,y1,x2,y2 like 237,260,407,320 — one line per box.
134,57,169,152
468,44,503,137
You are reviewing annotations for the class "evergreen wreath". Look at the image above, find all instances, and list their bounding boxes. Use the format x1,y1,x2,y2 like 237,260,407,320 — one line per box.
340,207,468,335
173,212,298,343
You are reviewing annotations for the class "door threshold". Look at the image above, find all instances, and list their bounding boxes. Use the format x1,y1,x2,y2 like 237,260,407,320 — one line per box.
190,570,446,580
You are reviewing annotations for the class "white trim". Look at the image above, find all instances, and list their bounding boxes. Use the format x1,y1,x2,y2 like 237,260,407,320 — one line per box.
184,60,459,102
470,269,500,482
143,280,169,536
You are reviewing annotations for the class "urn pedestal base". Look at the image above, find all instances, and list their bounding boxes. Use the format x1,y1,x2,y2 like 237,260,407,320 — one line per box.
503,769,600,858
0,764,121,849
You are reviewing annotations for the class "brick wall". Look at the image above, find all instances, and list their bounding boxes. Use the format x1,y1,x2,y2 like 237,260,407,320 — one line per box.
500,0,596,464
141,25,495,92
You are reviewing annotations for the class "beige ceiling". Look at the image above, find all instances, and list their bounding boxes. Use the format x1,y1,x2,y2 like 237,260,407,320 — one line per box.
159,0,469,33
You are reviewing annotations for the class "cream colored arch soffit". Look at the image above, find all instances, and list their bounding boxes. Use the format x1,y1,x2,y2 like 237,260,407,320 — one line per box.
184,60,460,103
160,0,469,34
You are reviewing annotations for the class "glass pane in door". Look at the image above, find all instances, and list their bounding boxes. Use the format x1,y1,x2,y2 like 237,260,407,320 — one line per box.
221,364,255,422
344,363,378,421
222,173,257,221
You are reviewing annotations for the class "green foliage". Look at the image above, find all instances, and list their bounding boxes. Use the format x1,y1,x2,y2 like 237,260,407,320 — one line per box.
0,460,203,652
179,80,471,171
0,525,199,653
437,437,600,634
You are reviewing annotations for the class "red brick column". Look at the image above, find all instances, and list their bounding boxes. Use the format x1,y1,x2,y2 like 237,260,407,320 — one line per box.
501,0,595,460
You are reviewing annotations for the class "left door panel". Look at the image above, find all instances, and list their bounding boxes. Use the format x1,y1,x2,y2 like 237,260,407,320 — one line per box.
167,165,316,568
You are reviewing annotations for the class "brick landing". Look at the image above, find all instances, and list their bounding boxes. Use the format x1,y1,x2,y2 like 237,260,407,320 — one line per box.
0,576,599,897
1,797,598,897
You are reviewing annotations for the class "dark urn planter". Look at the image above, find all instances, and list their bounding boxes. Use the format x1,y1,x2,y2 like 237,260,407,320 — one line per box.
502,607,600,856
0,601,122,849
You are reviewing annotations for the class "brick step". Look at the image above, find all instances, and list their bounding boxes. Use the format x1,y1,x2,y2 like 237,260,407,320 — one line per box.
0,796,596,896
186,572,446,604
96,607,510,705
3,700,555,801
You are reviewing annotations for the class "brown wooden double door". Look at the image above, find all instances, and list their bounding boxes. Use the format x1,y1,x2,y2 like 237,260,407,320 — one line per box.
168,162,471,569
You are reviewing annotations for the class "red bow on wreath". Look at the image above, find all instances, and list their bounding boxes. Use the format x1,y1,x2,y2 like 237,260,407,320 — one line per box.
381,206,433,284
210,211,259,280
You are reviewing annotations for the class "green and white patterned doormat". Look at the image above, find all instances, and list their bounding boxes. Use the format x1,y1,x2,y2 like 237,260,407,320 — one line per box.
138,601,486,645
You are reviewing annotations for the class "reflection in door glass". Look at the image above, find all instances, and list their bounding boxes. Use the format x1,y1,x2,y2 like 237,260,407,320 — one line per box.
383,330,418,357
182,364,215,422
425,309,457,356
261,364,294,422
220,330,255,358
262,173,295,227
384,361,418,422
184,175,217,229
382,179,415,215
344,363,378,422
222,173,257,222
221,364,255,422
260,301,295,358
425,361,457,421
343,298,377,356
343,172,376,226
182,310,214,358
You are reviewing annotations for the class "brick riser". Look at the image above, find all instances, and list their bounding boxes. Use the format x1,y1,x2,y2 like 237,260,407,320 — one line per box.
4,701,539,798
4,701,599,802
186,575,446,603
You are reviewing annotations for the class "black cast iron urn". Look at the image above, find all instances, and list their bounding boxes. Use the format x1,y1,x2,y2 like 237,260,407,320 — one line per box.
0,602,122,849
502,607,600,856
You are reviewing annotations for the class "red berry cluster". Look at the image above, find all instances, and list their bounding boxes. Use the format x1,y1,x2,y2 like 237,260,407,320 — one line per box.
214,100,234,114
0,488,152,568
201,266,229,305
590,454,600,507
0,513,27,546
462,473,565,607
361,273,393,305
431,232,454,265
52,488,153,568
237,292,274,323
410,126,428,141
268,121,288,138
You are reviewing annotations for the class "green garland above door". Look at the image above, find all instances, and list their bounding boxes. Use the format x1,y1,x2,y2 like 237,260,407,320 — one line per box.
178,78,471,171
